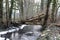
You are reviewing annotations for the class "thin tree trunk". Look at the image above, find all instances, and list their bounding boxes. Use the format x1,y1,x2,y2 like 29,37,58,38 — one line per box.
19,0,25,24
9,0,14,22
14,7,16,22
41,0,44,12
0,0,3,26
55,6,60,23
6,0,9,27
40,0,51,32
51,0,57,23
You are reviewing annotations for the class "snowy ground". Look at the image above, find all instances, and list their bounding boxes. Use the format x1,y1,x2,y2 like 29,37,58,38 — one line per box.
0,37,9,40
0,25,60,40
0,25,42,40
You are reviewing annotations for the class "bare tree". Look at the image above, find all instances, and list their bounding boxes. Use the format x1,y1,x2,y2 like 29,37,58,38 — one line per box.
41,0,51,32
41,0,44,12
9,0,14,22
0,0,3,26
51,0,57,23
6,0,9,27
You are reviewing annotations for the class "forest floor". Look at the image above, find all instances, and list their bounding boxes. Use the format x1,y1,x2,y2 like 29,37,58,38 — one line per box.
0,25,60,40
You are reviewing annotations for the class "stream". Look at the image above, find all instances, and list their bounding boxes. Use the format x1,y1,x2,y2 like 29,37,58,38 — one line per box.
0,25,42,40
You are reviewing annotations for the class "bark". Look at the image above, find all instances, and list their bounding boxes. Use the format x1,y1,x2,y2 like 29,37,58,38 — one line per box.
40,0,51,32
55,6,60,23
6,0,14,27
51,0,57,23
0,0,3,26
9,0,14,20
6,0,9,27
41,0,44,11
19,0,24,23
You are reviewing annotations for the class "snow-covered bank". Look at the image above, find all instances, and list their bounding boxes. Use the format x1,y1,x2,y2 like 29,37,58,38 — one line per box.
0,37,9,40
0,25,42,40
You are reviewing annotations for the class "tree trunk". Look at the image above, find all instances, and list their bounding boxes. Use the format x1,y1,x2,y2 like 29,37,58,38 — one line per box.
20,0,24,23
51,0,57,23
6,0,9,27
0,0,3,26
41,0,44,12
9,0,14,20
40,0,51,32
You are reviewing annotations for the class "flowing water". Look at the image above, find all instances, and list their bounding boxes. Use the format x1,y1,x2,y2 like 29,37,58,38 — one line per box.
0,25,42,40
0,25,60,40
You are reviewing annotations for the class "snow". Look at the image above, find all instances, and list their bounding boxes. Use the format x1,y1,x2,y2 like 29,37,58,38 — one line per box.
0,25,42,40
20,25,27,29
16,28,19,31
35,0,41,3
0,37,9,40
0,31,8,35
8,29,16,32
8,27,20,32
25,32,33,34
0,27,19,35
